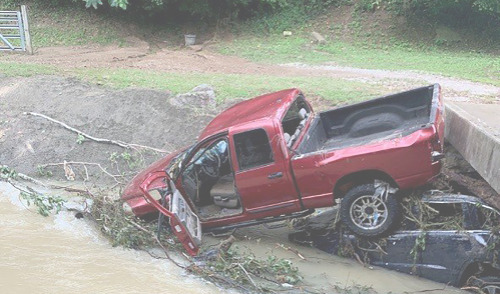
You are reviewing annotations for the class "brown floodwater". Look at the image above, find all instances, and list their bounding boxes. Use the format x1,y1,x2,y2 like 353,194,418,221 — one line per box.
0,181,467,294
0,183,224,294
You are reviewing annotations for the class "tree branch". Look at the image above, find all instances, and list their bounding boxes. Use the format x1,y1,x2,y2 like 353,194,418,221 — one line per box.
25,112,169,153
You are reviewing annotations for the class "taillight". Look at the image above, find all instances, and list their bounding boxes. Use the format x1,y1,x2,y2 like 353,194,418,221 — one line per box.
430,125,444,161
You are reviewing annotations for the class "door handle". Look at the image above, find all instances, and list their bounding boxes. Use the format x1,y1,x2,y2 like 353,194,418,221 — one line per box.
268,172,283,179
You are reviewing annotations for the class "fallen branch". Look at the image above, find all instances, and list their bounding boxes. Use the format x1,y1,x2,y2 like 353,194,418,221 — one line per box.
234,263,260,290
128,219,187,269
40,162,123,184
25,112,169,153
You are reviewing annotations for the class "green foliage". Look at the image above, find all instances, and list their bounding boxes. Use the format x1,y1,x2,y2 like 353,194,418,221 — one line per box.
91,194,159,248
0,165,17,180
78,67,381,104
381,0,500,37
210,249,302,287
19,191,65,217
36,165,53,177
76,133,86,144
215,36,500,87
410,231,427,265
109,151,141,169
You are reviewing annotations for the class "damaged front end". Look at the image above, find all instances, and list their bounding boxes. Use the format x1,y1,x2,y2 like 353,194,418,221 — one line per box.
139,171,202,256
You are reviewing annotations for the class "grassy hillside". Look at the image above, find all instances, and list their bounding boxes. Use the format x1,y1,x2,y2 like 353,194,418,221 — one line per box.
1,1,498,99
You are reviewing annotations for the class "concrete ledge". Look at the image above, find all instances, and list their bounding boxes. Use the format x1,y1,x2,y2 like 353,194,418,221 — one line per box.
445,102,500,194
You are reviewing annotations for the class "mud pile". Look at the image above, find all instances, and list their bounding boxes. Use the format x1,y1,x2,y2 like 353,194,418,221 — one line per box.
0,75,214,183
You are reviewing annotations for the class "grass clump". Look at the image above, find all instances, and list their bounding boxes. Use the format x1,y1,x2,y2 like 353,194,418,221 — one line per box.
0,62,58,77
216,35,500,86
78,68,383,104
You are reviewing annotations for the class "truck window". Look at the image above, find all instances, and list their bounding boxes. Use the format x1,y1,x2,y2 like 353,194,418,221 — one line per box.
282,96,310,147
234,129,274,171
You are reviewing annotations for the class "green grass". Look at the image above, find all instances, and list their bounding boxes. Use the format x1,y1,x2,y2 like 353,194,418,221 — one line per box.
77,68,382,103
0,62,58,77
217,36,500,86
6,3,126,47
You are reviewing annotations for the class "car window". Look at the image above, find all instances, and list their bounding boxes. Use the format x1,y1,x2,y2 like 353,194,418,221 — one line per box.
476,205,500,230
402,202,465,231
426,203,465,230
234,129,273,171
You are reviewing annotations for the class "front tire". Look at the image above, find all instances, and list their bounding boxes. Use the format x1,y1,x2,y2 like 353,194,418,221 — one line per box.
471,276,500,294
340,183,400,237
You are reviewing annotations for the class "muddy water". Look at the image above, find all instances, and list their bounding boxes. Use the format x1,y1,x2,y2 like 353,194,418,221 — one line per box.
209,224,467,294
0,183,223,294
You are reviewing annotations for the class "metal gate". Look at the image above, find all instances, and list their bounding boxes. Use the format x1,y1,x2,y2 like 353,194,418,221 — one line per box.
0,5,32,53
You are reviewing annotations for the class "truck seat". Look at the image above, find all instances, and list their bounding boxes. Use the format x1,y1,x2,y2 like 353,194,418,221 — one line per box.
211,175,240,208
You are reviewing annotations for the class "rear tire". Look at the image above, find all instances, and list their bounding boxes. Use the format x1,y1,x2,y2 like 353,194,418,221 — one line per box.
340,183,400,237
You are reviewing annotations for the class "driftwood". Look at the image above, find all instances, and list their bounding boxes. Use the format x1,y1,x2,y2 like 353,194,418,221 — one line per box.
25,112,169,153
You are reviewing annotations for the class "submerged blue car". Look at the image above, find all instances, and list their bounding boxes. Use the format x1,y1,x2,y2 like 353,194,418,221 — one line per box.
290,194,500,293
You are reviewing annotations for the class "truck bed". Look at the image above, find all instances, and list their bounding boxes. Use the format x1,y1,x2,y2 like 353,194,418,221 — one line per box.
297,85,437,154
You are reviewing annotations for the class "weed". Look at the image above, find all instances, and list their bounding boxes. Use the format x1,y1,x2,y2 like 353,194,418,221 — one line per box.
0,165,17,180
109,151,141,170
76,133,86,144
208,248,302,288
36,165,53,177
410,231,427,266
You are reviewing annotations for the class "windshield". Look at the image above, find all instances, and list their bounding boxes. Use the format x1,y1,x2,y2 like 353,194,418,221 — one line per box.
166,144,195,180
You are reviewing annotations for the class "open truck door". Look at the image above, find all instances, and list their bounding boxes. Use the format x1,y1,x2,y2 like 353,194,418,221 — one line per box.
140,171,202,256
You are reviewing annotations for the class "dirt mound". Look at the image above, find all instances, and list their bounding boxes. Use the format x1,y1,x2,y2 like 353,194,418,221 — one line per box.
0,75,214,183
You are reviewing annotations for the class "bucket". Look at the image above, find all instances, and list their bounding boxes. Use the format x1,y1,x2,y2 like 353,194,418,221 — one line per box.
184,34,196,46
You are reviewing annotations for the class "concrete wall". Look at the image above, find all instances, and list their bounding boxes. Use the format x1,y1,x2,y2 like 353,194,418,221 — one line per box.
445,102,500,194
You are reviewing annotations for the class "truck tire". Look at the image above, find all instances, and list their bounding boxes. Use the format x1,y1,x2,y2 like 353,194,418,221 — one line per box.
340,183,400,237
471,276,500,294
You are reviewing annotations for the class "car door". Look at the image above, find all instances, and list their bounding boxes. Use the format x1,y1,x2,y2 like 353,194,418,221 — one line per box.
231,127,300,215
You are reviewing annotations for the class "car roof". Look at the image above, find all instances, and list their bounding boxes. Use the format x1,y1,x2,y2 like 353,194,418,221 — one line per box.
422,193,490,206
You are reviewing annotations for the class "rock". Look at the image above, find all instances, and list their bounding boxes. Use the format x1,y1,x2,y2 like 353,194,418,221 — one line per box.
170,84,216,109
311,31,326,44
188,45,203,52
283,31,292,36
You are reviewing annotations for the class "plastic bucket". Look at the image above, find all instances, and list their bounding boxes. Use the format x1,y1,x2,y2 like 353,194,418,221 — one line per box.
184,34,196,46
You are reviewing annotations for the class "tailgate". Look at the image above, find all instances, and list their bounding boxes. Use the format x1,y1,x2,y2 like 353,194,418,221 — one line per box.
429,84,445,152
140,171,202,256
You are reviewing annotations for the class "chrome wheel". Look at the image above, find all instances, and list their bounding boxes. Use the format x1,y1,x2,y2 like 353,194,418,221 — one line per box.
349,195,388,230
483,285,500,294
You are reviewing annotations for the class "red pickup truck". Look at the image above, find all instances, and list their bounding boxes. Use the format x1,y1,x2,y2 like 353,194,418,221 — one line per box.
122,84,445,256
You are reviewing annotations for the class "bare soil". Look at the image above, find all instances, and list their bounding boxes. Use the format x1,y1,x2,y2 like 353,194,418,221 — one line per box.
0,75,215,184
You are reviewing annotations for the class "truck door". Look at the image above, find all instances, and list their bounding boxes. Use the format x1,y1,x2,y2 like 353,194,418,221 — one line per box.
231,127,300,214
140,171,201,256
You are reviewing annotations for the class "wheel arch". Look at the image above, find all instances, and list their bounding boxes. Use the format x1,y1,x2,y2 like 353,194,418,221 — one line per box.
458,261,500,287
333,169,398,199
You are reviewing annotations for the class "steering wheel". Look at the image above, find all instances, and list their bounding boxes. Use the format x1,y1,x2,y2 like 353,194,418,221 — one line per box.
201,151,221,178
